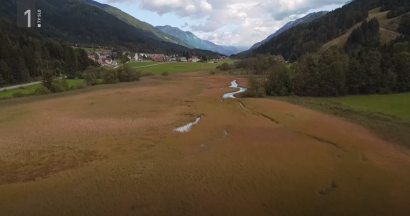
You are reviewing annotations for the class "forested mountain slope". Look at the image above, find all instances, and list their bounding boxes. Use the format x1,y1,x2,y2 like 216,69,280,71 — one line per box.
252,12,328,50
0,18,98,87
237,12,328,56
254,0,410,60
321,7,403,52
83,0,192,48
0,0,219,55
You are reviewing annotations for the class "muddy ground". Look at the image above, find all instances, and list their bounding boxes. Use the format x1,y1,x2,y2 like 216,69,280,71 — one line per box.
1,72,410,216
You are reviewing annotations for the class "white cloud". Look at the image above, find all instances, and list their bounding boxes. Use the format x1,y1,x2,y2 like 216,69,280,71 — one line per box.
105,0,347,46
181,22,189,28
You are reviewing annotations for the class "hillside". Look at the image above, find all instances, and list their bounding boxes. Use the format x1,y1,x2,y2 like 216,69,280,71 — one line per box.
249,11,328,51
320,7,403,52
0,0,219,56
156,25,238,56
83,0,191,48
156,25,209,50
253,0,410,59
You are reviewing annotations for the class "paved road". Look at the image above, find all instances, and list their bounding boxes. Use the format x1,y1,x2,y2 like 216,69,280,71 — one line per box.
0,77,62,92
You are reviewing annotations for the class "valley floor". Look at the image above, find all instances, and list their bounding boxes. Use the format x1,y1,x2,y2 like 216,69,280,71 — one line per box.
1,72,410,216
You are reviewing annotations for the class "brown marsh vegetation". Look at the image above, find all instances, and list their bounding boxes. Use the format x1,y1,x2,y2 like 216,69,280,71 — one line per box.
1,72,410,216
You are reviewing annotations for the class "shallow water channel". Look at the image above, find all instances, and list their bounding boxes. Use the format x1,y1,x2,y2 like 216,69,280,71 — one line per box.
174,80,247,132
222,80,247,99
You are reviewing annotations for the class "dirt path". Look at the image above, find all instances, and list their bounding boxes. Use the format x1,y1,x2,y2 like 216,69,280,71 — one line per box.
1,73,410,216
381,27,402,36
132,62,171,69
0,77,62,91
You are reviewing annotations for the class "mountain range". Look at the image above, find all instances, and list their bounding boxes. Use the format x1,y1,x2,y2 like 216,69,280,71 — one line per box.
83,0,191,48
156,25,238,56
86,0,238,56
0,0,219,57
239,11,328,55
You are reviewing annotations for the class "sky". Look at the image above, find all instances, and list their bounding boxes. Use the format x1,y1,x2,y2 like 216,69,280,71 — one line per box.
94,0,347,49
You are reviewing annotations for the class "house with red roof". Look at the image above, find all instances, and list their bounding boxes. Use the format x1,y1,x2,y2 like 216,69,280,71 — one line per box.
153,54,170,62
88,55,95,61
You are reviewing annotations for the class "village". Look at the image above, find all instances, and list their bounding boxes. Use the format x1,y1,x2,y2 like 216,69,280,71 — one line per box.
86,50,230,67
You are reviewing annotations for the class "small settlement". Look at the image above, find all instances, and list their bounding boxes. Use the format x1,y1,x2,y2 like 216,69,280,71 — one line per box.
86,50,229,67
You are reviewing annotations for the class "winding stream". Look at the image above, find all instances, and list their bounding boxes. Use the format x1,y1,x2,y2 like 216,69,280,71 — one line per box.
222,80,247,99
174,80,247,132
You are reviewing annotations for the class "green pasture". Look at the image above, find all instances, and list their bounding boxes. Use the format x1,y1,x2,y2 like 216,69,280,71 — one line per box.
334,93,410,121
127,60,237,74
0,79,85,99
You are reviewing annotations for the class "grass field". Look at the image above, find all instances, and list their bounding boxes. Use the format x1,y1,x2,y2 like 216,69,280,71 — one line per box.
335,93,410,121
0,84,41,98
0,79,85,98
127,62,164,68
127,60,237,74
1,73,410,216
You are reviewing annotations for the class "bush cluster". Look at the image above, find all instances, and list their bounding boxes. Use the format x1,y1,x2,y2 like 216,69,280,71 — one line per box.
103,65,141,84
216,63,235,71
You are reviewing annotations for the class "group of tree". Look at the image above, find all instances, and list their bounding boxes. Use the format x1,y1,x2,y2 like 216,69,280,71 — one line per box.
102,65,141,84
115,52,131,64
0,19,98,87
381,0,410,18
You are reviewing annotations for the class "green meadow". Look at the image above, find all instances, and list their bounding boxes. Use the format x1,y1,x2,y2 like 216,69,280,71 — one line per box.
334,93,410,121
127,60,236,74
0,80,85,99
127,62,164,68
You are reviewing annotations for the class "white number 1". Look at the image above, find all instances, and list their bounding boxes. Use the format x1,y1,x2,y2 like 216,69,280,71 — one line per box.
24,10,31,27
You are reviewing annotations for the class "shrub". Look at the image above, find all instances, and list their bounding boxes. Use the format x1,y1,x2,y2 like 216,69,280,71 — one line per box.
12,91,25,98
216,63,234,71
42,71,54,90
103,70,119,84
84,73,99,85
74,72,84,79
76,83,87,89
142,72,155,77
61,78,69,90
117,65,141,82
161,71,169,76
84,66,104,79
210,71,216,75
51,82,66,92
33,86,51,95
244,76,265,98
